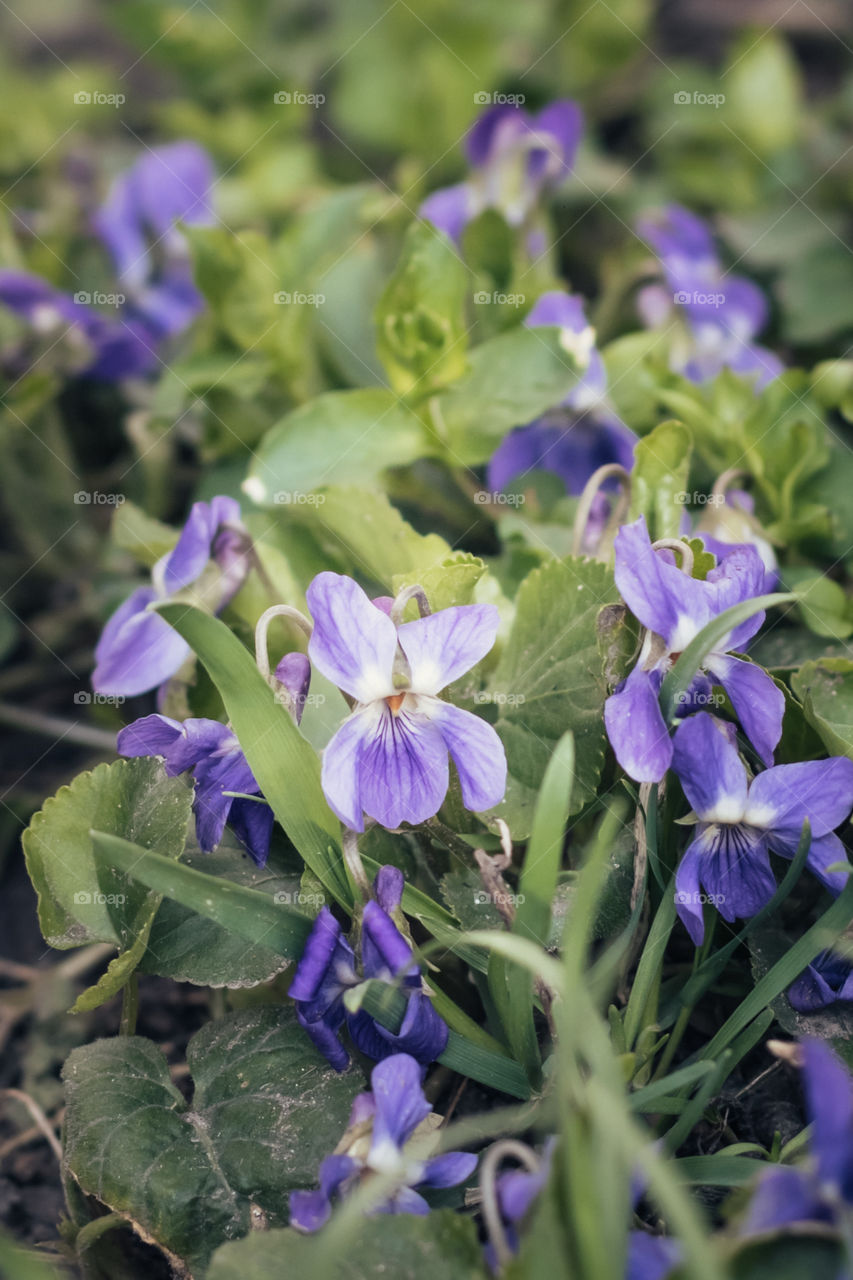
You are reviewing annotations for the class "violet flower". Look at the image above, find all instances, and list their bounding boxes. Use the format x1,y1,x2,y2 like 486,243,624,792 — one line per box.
671,713,853,944
0,142,214,381
604,516,784,783
788,949,853,1014
486,291,636,516
420,100,583,242
743,1039,853,1234
695,489,778,592
636,204,783,390
306,573,506,832
288,865,448,1072
93,495,250,698
290,1053,476,1230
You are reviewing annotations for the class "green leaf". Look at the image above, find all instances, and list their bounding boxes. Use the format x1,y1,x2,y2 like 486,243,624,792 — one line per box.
244,390,431,503
22,758,191,1011
433,327,581,466
155,603,350,905
92,831,313,972
790,573,853,640
111,500,178,568
728,1232,842,1280
724,30,801,154
791,658,853,758
374,220,469,396
487,557,618,837
673,1155,765,1187
391,551,485,612
62,1007,363,1274
628,420,691,542
207,1210,487,1279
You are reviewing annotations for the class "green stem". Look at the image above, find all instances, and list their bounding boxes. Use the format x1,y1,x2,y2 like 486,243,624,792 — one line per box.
119,973,138,1037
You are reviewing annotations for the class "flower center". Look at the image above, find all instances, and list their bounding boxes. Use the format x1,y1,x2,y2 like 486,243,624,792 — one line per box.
386,693,406,715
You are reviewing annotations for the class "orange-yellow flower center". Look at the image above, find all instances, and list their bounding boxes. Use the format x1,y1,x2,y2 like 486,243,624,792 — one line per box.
386,693,406,715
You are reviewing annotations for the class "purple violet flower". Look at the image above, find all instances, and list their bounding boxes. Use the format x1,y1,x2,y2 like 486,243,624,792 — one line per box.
290,1053,477,1230
288,865,448,1072
487,291,636,514
306,573,506,832
695,489,778,592
636,204,783,390
603,516,784,783
93,495,249,698
788,950,853,1014
420,100,583,242
671,713,853,944
743,1039,853,1233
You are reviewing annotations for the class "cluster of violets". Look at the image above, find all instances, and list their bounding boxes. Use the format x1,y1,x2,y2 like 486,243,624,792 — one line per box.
0,142,214,381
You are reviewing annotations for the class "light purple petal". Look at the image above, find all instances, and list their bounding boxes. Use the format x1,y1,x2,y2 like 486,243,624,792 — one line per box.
706,655,783,767
321,709,371,832
526,290,588,333
357,701,449,829
674,837,706,945
745,757,853,840
274,652,312,724
397,604,499,695
307,573,397,703
117,713,183,762
533,100,584,171
418,186,473,243
164,496,241,594
368,1053,431,1153
604,665,672,784
626,1233,683,1280
671,713,748,821
289,1187,332,1232
373,864,404,914
802,1037,853,1193
466,105,528,167
696,825,776,925
613,517,710,650
741,1165,823,1234
798,831,851,895
420,1151,478,1188
425,699,507,812
92,586,190,697
703,545,767,651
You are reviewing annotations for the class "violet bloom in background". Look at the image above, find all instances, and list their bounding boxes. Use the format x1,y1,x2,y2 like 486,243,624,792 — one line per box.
636,204,783,390
420,100,583,242
788,949,853,1014
0,142,214,381
604,515,783,783
743,1039,853,1234
306,573,506,832
695,489,778,592
671,713,853,944
290,1053,477,1230
93,495,249,698
289,865,448,1072
487,291,636,521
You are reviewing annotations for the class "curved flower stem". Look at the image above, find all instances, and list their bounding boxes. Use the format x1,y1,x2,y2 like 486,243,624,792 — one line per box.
390,583,431,624
479,1139,542,1270
709,467,746,503
571,463,631,557
0,1089,62,1164
650,537,694,576
342,827,371,906
254,604,312,683
424,815,476,862
119,973,138,1037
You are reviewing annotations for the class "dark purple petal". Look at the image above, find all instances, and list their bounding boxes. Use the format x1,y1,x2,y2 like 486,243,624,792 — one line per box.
671,713,748,821
397,604,499,695
373,865,405,914
466,105,529,167
802,1038,853,1197
307,572,397,703
92,586,191,696
133,270,204,338
354,701,450,830
191,777,233,853
626,1232,683,1280
695,824,776,925
788,951,853,1013
295,1009,350,1072
705,656,784,768
532,100,584,170
613,517,710,651
288,906,350,1003
703,545,767,650
163,496,242,594
604,665,673,784
274,652,312,724
487,413,635,497
228,798,274,866
797,831,852,895
745,757,853,841
426,700,507,812
525,290,588,333
116,713,184,763
362,900,418,982
418,185,473,242
371,990,449,1063
368,1053,431,1152
673,837,706,945
742,1165,827,1233
289,1187,332,1232
383,1187,431,1216
419,1150,477,1189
